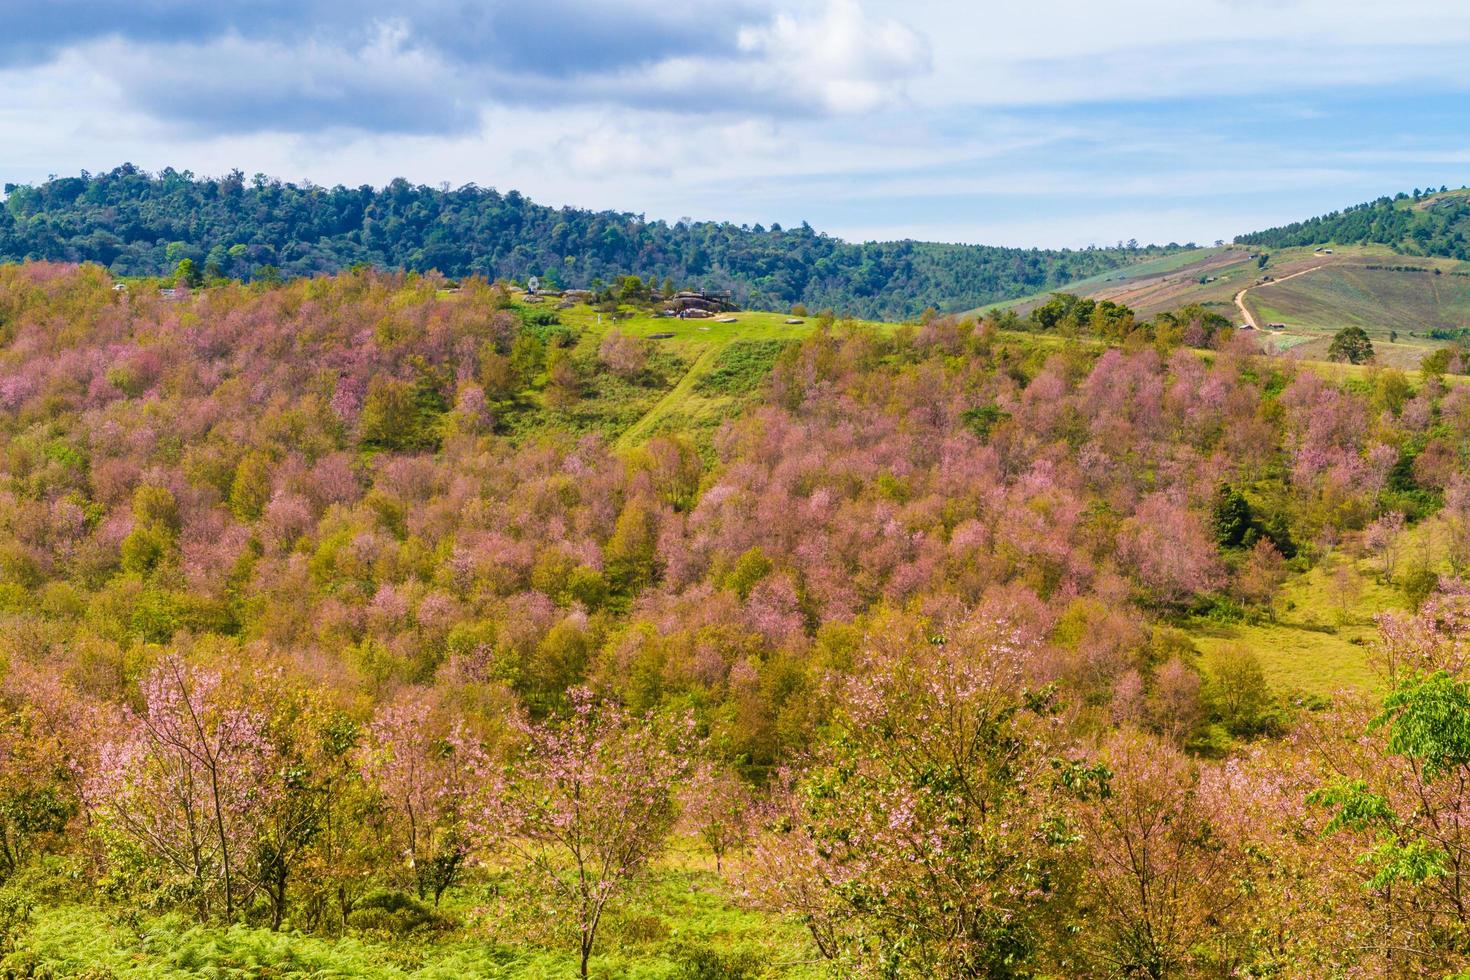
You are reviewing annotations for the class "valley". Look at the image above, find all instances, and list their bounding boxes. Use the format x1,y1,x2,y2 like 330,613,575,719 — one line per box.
1,180,1470,977
10,1,1470,972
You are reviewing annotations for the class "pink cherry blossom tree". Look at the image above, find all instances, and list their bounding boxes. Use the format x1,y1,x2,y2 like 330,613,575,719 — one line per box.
89,654,278,920
748,610,1076,976
680,762,751,872
358,690,491,906
500,687,690,978
1070,728,1247,975
1118,491,1224,605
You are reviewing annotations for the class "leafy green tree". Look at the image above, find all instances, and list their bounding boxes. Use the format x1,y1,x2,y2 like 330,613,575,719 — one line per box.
617,274,650,304
1203,645,1279,737
174,258,202,288
604,497,660,599
359,376,446,452
509,333,546,387
229,452,273,521
1327,326,1375,364
1211,483,1253,549
1422,347,1454,378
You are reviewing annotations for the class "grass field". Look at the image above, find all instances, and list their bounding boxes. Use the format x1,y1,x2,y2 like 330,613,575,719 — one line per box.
3,855,824,979
967,242,1470,371
1186,555,1401,699
969,246,1235,316
522,301,896,449
1183,513,1460,700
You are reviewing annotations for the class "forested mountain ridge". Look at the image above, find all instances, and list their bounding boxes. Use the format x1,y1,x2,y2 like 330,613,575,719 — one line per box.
0,164,1179,319
1237,185,1470,259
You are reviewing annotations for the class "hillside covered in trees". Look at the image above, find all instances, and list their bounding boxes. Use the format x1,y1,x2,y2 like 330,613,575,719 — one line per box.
0,165,1179,319
2,261,1470,975
1238,185,1470,259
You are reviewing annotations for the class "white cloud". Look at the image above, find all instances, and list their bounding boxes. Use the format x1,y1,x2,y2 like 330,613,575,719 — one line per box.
737,0,931,113
898,0,1470,107
4,0,1470,254
90,25,475,136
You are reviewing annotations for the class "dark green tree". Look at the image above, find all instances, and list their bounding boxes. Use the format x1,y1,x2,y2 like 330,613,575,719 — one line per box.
1211,483,1254,549
174,258,202,288
1327,326,1375,364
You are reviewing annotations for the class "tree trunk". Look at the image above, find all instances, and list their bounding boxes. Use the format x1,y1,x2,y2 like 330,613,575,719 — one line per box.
271,873,287,930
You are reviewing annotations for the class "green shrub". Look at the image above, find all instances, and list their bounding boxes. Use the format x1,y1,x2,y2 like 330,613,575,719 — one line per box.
668,940,763,980
345,890,453,935
1400,561,1440,610
616,912,670,944
961,403,1009,442
0,887,34,956
1204,645,1284,738
359,376,448,452
519,307,562,328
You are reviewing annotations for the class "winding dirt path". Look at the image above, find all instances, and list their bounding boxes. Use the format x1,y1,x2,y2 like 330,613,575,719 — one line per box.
614,343,720,450
1233,263,1329,329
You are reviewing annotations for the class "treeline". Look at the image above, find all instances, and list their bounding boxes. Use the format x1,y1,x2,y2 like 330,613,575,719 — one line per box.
0,165,1177,319
1002,292,1237,349
1237,185,1470,259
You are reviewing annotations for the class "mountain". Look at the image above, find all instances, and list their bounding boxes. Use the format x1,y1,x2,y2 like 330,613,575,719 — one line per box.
1237,186,1470,259
0,164,1181,320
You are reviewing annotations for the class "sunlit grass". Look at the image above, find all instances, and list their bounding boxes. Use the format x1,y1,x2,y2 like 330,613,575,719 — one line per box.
9,860,826,979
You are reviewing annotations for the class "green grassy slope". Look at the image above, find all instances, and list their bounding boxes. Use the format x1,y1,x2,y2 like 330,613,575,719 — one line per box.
542,303,895,449
4,865,823,979
1186,558,1399,699
971,243,1470,370
1247,262,1470,336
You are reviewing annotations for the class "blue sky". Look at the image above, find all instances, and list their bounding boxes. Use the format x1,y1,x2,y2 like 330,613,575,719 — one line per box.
2,0,1470,248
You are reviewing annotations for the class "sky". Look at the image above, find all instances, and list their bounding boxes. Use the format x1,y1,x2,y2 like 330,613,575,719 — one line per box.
3,0,1470,248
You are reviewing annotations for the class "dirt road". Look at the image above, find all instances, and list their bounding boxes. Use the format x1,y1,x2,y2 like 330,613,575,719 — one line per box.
1233,263,1328,329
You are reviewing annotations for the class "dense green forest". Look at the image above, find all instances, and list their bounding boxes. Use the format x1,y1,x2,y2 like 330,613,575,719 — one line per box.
0,165,1177,319
1238,185,1470,259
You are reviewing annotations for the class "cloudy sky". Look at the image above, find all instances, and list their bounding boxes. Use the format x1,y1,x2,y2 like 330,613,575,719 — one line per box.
3,0,1470,247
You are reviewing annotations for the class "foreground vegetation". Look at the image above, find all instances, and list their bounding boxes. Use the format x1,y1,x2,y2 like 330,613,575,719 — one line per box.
4,262,1470,975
